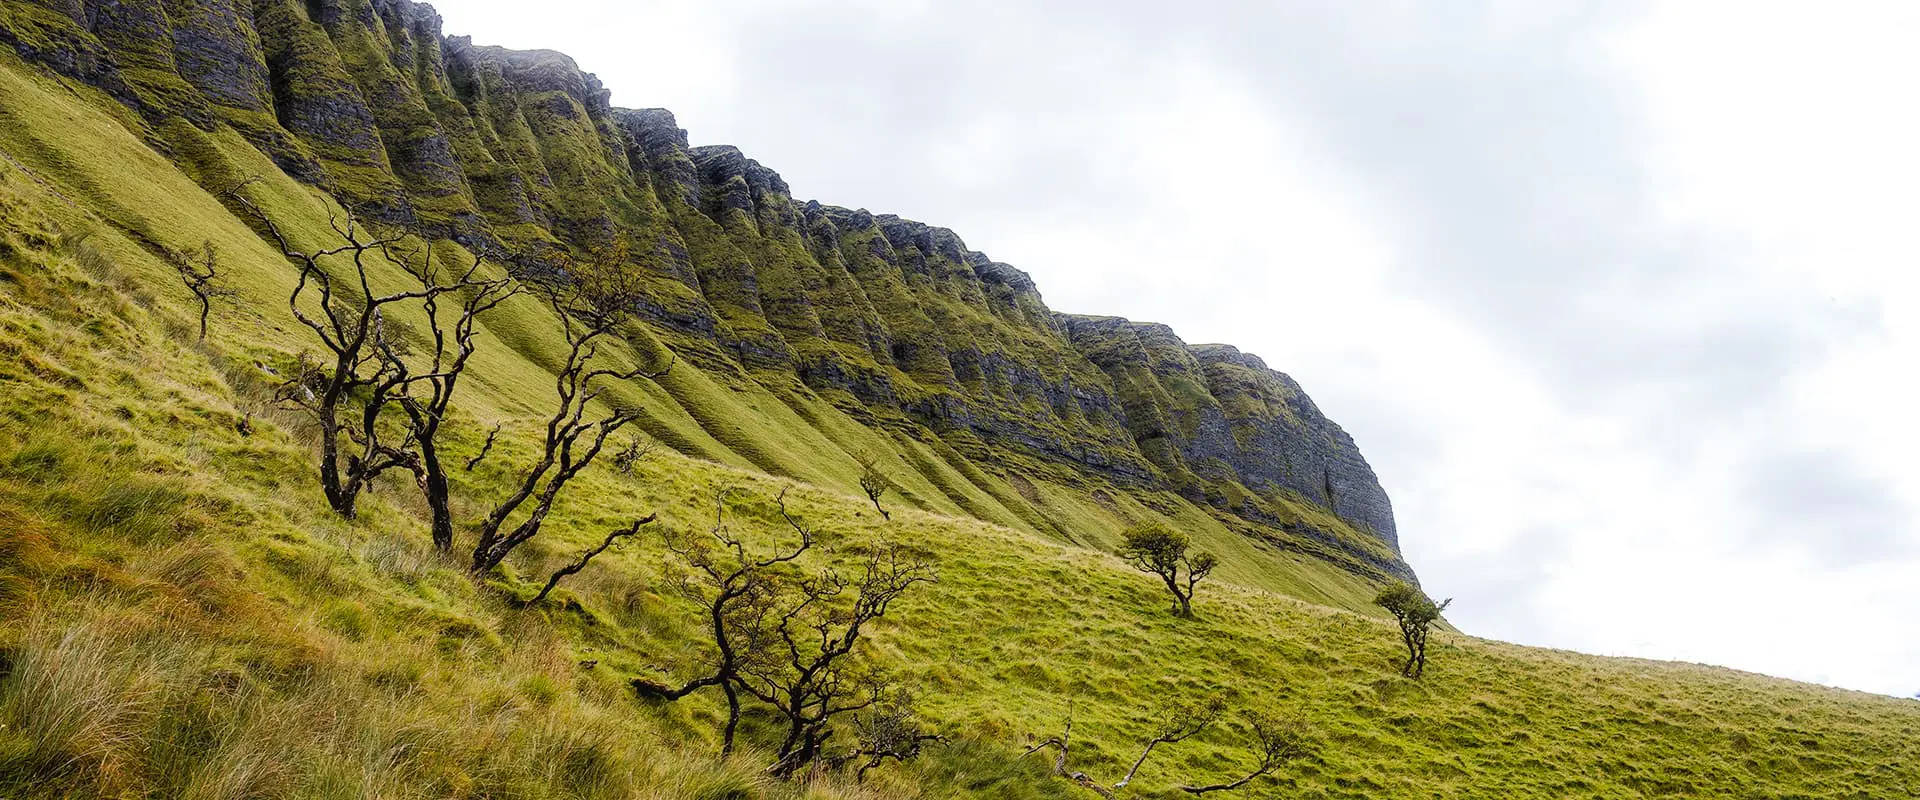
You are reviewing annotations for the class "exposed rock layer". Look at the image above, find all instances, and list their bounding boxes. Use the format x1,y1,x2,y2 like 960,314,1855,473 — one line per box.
0,0,1412,580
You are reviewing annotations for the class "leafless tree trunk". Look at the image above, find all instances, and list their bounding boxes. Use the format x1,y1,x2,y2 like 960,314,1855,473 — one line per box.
467,279,672,573
1026,699,1301,797
368,239,519,551
1179,713,1313,794
746,542,935,777
856,452,890,521
167,240,235,341
464,423,501,471
230,182,476,520
632,487,815,755
531,515,655,604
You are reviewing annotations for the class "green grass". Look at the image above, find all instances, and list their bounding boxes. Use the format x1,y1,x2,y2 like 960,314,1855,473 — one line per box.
0,42,1917,800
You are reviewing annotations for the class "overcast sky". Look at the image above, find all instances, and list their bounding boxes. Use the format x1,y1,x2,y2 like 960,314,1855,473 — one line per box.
429,0,1920,696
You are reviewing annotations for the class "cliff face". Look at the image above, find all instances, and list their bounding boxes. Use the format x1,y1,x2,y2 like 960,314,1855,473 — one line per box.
0,0,1413,581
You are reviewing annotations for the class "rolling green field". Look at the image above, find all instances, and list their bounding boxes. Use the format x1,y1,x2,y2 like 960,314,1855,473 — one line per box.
0,45,1918,800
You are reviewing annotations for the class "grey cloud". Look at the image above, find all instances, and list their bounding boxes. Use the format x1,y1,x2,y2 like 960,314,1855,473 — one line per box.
623,2,1909,578
1740,448,1911,565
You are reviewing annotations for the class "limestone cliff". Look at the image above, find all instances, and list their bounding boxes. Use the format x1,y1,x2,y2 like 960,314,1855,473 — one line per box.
0,0,1416,582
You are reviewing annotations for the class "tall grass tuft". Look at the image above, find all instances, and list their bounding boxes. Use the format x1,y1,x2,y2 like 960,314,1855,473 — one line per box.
0,618,188,791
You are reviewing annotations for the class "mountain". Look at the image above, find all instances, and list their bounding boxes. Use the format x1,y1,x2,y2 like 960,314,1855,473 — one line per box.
1,1,1917,798
0,0,1411,586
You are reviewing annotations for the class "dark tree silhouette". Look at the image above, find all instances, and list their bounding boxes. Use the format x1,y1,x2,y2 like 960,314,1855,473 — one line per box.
631,487,815,755
167,240,235,341
230,184,483,520
836,690,944,783
1373,581,1452,678
612,435,656,476
369,239,519,551
464,423,501,471
1119,523,1218,618
855,451,890,521
530,515,656,605
466,266,673,573
744,542,934,777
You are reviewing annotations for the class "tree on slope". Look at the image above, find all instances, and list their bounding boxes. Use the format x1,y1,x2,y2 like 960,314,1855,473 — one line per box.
464,260,673,574
855,451,891,521
230,185,492,521
1374,581,1452,679
1119,523,1217,618
1024,699,1312,797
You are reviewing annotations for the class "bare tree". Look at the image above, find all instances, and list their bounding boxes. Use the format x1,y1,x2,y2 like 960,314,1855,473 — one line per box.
530,515,656,605
855,452,890,521
1116,698,1225,789
1025,698,1220,799
836,689,945,783
1178,713,1314,795
1026,701,1308,798
466,268,673,573
1374,581,1452,679
743,542,935,778
612,435,657,476
167,240,236,341
632,487,815,755
231,184,481,520
370,239,519,551
1024,705,1121,799
464,423,501,471
1118,523,1218,618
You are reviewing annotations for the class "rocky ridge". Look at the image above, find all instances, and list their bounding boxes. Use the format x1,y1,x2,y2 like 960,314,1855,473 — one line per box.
0,0,1413,581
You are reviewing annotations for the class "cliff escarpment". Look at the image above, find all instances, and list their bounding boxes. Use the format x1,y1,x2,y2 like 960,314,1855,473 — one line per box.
0,0,1412,582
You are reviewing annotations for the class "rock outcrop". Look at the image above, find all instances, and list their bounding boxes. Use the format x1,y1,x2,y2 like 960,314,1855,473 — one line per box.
0,0,1415,581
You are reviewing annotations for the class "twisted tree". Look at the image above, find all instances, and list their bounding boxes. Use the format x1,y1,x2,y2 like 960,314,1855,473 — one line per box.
167,240,236,341
230,184,484,520
467,269,672,573
632,487,815,754
1119,523,1218,618
855,451,890,521
1374,581,1452,678
369,239,518,551
1026,700,1312,798
837,690,944,782
1178,712,1314,794
531,515,656,605
743,542,935,777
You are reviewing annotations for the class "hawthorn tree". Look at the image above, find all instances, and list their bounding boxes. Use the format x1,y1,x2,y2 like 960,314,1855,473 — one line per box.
1373,581,1452,678
167,240,236,341
231,184,486,520
530,514,656,605
1179,713,1314,795
633,487,935,776
855,451,890,521
370,238,519,551
743,542,935,777
631,487,816,754
466,267,673,573
1025,698,1307,798
837,690,945,783
1119,523,1217,618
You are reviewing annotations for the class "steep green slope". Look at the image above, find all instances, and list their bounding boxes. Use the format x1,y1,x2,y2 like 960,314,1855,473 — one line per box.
0,0,1411,588
1,6,1918,800
1,126,1917,798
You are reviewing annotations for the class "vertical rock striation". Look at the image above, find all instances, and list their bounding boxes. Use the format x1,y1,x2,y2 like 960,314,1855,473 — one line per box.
0,0,1414,582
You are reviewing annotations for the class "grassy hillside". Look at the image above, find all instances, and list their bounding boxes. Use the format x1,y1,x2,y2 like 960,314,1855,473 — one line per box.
1,40,1918,800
